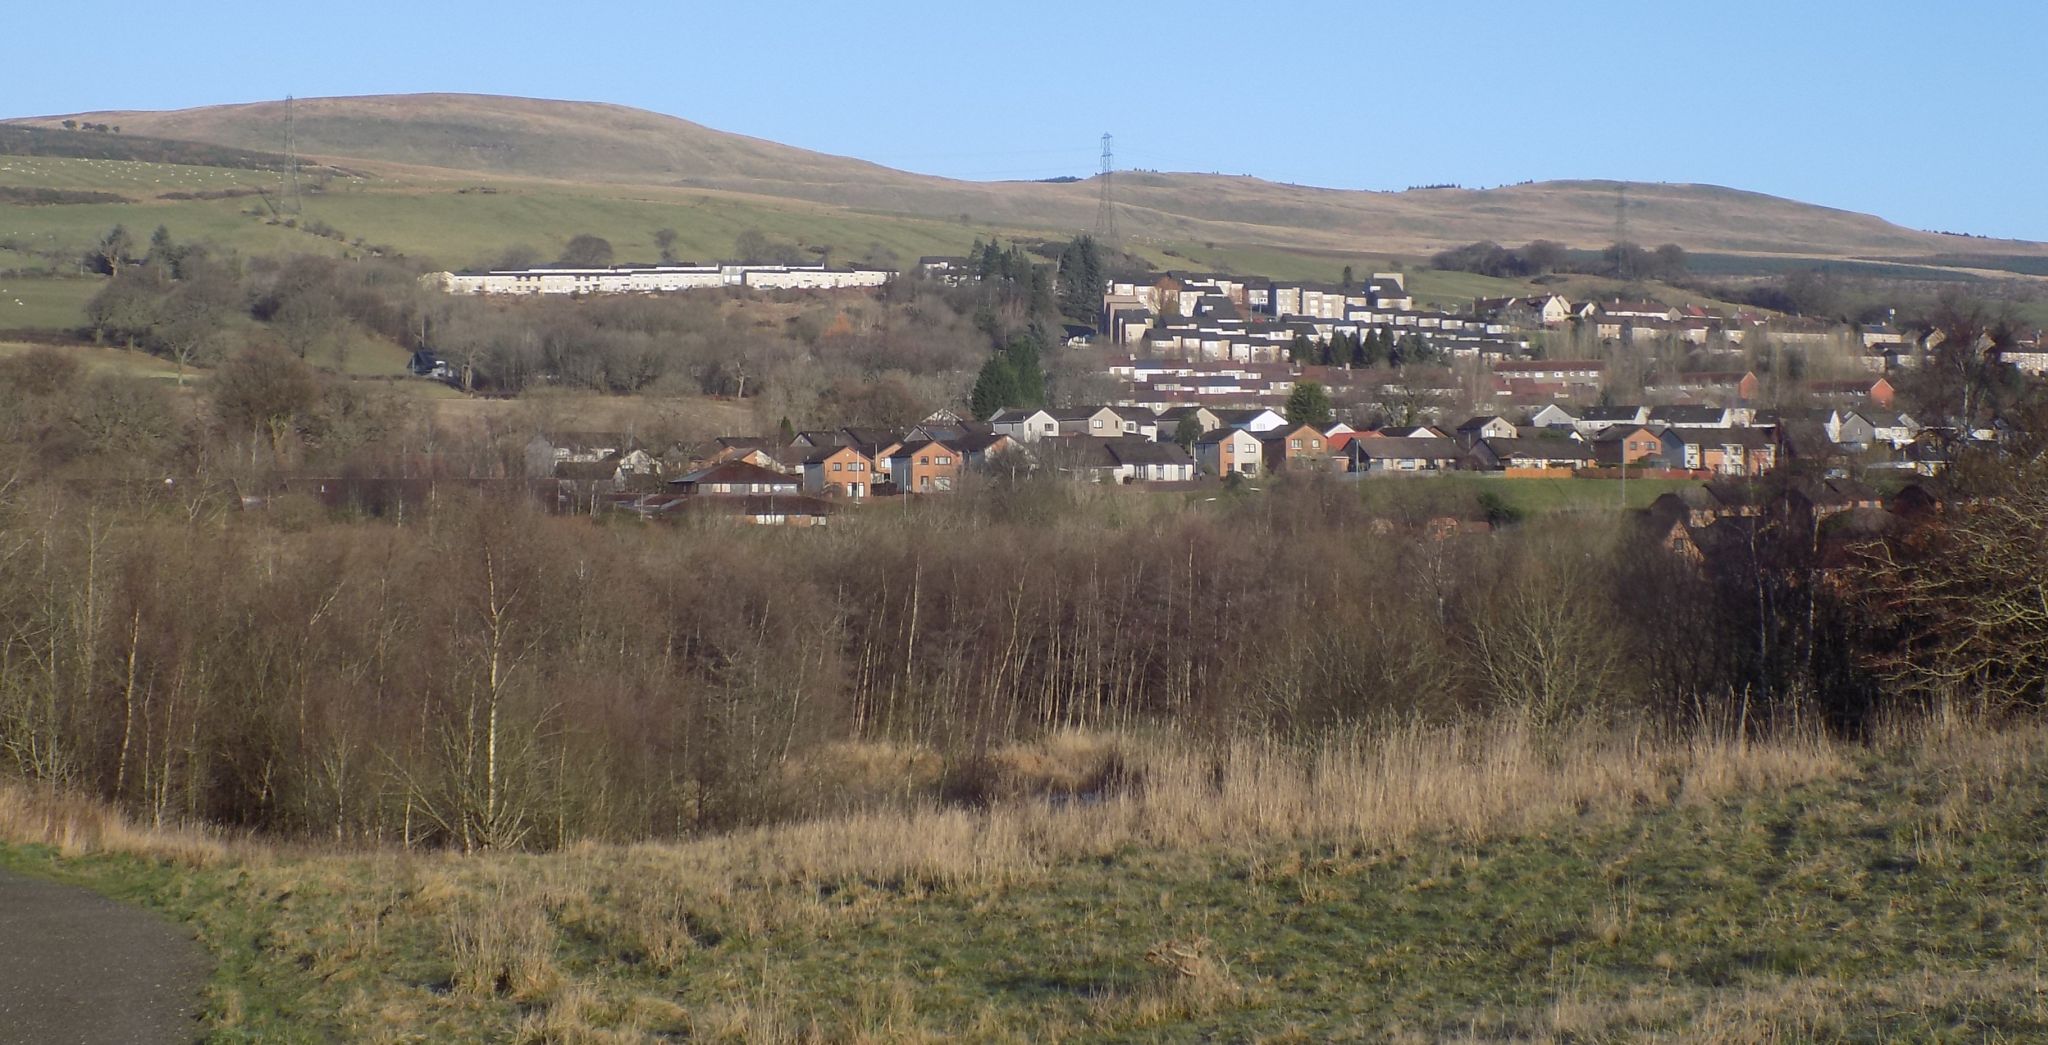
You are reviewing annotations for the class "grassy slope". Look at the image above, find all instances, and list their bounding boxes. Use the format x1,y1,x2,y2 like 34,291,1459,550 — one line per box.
0,339,191,380
0,155,1009,275
0,278,101,331
16,95,2045,259
3,723,2043,1041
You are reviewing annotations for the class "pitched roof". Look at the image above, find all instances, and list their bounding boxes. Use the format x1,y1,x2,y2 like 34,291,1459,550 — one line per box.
1581,406,1648,422
1480,437,1591,461
1102,440,1193,467
885,438,960,461
671,461,800,487
1347,436,1459,459
1647,405,1730,424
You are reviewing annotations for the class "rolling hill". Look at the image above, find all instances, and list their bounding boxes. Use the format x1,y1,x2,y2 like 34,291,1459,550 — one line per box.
13,93,2044,261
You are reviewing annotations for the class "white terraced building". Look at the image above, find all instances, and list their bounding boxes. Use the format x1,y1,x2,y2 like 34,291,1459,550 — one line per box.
432,263,893,295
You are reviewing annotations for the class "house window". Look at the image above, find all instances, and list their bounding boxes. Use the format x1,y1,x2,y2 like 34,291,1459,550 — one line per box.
1091,419,1103,430
832,462,842,472
1290,439,1302,450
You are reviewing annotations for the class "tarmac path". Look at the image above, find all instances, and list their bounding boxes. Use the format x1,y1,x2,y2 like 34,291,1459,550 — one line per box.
0,868,209,1044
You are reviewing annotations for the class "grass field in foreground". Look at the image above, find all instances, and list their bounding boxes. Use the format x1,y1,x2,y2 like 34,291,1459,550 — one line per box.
1356,473,1698,516
3,719,2044,1041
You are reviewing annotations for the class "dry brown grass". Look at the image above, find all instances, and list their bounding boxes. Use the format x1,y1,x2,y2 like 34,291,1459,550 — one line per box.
1535,966,2048,1043
13,713,2039,1041
601,716,1842,898
0,778,227,867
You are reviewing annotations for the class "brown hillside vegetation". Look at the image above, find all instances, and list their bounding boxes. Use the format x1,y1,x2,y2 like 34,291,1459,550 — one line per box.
15,94,2045,258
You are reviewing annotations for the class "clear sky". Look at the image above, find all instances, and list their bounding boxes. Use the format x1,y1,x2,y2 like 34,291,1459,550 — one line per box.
11,1,2045,241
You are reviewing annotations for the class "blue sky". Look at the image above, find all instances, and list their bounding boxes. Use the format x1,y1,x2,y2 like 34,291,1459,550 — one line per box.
13,1,2045,241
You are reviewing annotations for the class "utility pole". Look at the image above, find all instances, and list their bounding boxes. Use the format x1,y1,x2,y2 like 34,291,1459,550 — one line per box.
283,95,302,215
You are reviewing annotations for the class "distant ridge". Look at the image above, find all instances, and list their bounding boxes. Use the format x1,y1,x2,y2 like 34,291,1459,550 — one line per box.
12,93,2045,259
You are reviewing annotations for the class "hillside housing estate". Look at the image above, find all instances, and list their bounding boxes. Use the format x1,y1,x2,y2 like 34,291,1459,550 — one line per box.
433,261,894,295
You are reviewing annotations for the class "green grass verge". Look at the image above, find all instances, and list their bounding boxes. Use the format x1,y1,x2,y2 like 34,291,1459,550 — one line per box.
1356,474,1698,517
3,732,2044,1040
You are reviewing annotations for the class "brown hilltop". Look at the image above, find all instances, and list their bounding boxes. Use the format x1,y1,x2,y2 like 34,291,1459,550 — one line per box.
13,93,2042,259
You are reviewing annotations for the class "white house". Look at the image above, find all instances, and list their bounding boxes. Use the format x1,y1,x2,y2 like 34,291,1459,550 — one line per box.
990,408,1060,443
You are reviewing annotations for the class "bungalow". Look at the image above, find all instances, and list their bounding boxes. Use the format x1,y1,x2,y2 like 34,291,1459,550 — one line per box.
669,460,802,496
1343,436,1461,473
1101,439,1198,482
1525,403,1580,430
1260,424,1332,472
801,445,875,498
1196,428,1265,476
658,493,835,527
886,439,963,493
1468,437,1592,472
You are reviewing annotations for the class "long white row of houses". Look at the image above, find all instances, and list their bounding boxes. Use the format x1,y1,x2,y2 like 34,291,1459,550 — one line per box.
432,262,894,296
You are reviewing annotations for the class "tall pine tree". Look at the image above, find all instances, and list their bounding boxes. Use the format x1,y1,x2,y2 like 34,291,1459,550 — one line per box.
970,356,1018,420
1004,332,1046,407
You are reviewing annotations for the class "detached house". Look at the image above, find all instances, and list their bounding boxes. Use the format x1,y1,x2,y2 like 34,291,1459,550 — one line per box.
1525,404,1580,430
1658,427,1778,476
1469,438,1593,472
1157,406,1223,441
886,439,963,493
1260,424,1332,472
1453,415,1519,447
1052,406,1133,438
1216,407,1288,433
669,461,801,496
801,445,875,498
1101,439,1198,482
1197,428,1266,476
1343,436,1461,473
1593,424,1668,466
990,407,1060,443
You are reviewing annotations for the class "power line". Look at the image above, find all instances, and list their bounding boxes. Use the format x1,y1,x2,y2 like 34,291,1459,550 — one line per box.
1093,133,1119,252
283,94,302,216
